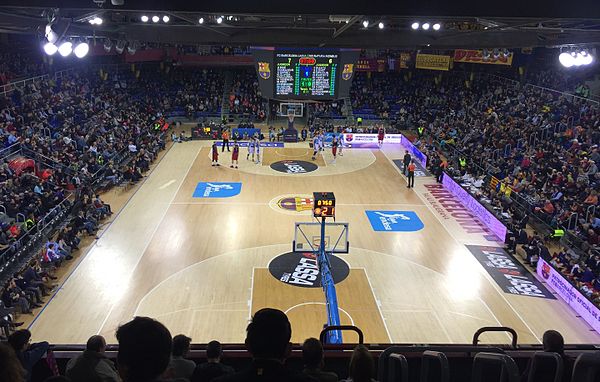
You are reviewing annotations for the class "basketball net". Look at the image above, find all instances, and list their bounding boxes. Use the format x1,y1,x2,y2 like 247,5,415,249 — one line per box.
288,112,295,124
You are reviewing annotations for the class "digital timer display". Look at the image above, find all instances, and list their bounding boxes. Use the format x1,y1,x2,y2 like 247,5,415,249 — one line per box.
313,192,336,218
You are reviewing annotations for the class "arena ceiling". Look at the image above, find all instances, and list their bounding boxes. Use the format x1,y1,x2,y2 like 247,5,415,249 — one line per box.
0,0,599,49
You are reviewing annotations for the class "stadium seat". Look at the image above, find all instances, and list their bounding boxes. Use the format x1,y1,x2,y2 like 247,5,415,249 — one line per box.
526,351,563,382
572,353,600,382
420,350,449,382
471,352,519,382
387,353,408,382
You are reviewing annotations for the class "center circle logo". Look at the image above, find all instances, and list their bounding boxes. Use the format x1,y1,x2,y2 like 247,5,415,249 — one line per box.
269,252,350,288
270,160,318,174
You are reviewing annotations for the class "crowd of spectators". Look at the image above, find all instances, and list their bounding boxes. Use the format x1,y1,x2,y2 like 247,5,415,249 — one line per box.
0,308,380,382
386,69,600,304
0,51,48,85
162,67,224,118
228,69,266,121
0,63,171,334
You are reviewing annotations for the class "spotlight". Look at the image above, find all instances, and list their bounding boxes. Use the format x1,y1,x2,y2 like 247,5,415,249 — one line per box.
411,22,420,30
362,20,369,28
74,42,89,58
580,51,593,65
216,16,223,24
433,23,441,31
141,15,149,22
559,52,575,68
127,41,138,55
43,42,58,55
89,17,103,25
45,24,58,44
198,17,204,24
115,40,126,54
152,15,159,23
422,22,430,30
378,22,384,29
162,15,170,23
103,38,113,52
58,41,73,57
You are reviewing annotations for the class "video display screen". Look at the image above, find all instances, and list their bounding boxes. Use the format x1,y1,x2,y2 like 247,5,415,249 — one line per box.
275,52,339,98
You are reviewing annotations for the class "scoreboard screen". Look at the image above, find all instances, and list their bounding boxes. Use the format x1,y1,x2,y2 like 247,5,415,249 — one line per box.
275,52,339,99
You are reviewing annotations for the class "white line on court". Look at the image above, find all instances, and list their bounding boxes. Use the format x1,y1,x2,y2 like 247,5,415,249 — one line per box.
158,179,176,189
284,302,355,327
432,310,453,343
360,267,393,342
97,146,203,335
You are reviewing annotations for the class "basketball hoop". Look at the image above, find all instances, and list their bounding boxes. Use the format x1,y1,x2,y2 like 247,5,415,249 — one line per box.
288,112,295,124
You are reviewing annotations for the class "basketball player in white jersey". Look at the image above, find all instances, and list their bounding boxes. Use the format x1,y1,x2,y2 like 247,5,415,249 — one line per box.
338,133,344,156
311,133,320,160
254,136,261,164
247,137,255,161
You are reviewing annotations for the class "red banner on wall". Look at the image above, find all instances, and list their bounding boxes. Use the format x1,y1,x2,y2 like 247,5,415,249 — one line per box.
355,58,386,72
453,49,513,65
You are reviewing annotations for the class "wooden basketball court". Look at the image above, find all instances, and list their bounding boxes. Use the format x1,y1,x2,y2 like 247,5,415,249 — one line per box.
27,138,600,345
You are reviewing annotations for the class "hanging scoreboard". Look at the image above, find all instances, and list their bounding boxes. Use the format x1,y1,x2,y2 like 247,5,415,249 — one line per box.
275,52,339,98
313,192,336,218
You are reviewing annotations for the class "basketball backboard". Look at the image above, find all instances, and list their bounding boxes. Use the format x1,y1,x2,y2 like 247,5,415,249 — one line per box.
293,222,349,254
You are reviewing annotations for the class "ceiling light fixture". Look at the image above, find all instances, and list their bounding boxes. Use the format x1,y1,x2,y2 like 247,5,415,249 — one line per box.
43,42,58,55
58,41,73,57
422,22,430,30
152,15,159,23
362,20,369,28
73,42,89,58
198,17,204,24
141,15,148,22
432,23,441,31
378,22,384,29
411,22,420,30
162,15,170,23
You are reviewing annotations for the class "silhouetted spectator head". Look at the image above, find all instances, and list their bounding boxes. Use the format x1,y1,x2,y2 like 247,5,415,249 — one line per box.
116,316,172,382
172,334,192,357
86,335,106,353
245,308,291,360
302,338,324,369
0,342,26,382
542,330,565,355
43,377,71,382
8,329,31,352
206,340,223,360
348,345,375,382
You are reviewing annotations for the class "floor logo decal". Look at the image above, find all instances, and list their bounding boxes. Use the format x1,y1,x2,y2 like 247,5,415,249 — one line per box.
269,251,350,288
193,182,242,198
365,210,424,232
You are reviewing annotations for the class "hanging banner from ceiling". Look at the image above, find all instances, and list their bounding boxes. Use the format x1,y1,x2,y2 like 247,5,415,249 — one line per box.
415,53,451,71
453,49,513,65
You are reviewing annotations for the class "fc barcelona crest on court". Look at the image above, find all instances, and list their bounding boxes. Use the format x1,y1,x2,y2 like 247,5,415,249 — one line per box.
258,62,271,79
341,64,354,81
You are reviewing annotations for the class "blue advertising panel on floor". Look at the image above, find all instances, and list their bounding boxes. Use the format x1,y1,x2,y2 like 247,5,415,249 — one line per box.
365,211,424,232
193,182,242,198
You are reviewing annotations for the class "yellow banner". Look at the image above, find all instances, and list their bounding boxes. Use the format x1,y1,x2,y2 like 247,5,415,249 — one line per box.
453,49,513,66
415,53,451,71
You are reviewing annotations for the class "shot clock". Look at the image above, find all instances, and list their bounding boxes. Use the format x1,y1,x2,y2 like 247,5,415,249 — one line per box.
313,192,336,218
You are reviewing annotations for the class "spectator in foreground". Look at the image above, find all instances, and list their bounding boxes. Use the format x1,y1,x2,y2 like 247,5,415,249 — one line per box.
0,342,26,382
8,329,49,382
191,340,234,382
167,334,196,381
116,317,172,382
301,338,337,382
65,335,119,382
215,308,315,382
520,330,574,382
341,345,376,382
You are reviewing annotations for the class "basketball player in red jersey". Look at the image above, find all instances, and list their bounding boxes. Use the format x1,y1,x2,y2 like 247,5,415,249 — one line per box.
377,125,385,147
331,135,339,164
231,142,239,168
211,142,220,166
